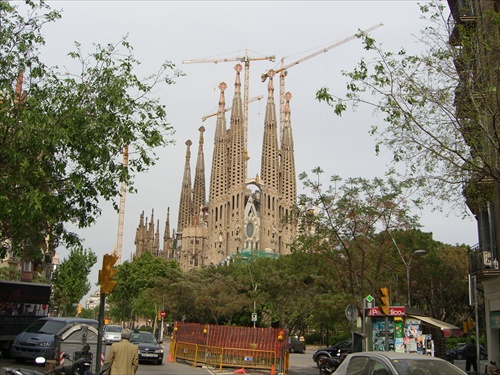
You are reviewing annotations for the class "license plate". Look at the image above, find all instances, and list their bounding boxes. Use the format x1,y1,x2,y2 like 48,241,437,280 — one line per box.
141,353,157,357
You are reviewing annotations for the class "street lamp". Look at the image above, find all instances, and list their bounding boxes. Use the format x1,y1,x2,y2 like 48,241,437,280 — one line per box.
406,250,427,308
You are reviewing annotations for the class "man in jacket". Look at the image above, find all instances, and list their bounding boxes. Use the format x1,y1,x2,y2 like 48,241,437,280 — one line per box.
107,328,139,375
465,337,478,373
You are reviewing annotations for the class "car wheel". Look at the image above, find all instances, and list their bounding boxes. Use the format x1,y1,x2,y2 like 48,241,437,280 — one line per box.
290,347,295,353
156,359,163,365
316,354,328,368
456,353,463,360
319,363,334,375
480,353,487,360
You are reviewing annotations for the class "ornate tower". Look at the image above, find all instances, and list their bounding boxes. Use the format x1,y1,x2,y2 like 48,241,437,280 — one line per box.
278,92,297,254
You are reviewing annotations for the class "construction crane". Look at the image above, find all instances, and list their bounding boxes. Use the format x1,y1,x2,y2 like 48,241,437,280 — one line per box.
201,95,264,122
261,23,383,143
183,50,275,165
114,145,129,265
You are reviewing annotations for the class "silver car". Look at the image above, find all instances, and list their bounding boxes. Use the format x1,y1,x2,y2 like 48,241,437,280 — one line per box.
334,351,466,375
103,325,122,345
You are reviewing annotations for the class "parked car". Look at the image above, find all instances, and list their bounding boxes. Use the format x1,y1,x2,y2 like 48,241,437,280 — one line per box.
334,351,466,375
288,338,306,353
10,317,98,362
312,338,352,367
446,343,488,360
130,331,164,365
103,324,122,345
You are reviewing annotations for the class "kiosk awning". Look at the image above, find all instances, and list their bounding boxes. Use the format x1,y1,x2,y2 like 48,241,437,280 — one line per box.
409,315,463,337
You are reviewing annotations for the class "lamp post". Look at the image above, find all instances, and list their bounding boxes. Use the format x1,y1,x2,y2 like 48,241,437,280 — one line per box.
406,250,427,307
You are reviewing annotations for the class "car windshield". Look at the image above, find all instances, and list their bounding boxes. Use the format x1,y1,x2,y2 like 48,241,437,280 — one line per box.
130,332,157,344
391,358,465,375
105,326,122,332
25,320,66,334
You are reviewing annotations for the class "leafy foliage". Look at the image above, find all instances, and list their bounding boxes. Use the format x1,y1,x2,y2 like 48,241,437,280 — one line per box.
316,0,500,213
0,1,183,260
107,252,180,324
52,245,97,316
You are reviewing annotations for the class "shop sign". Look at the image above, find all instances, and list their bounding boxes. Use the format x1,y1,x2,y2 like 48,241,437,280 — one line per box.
367,306,406,316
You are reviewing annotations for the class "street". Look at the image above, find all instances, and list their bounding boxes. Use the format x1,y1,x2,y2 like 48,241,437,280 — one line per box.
0,342,490,375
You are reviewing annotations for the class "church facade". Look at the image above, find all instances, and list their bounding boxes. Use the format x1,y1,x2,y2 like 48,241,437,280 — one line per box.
134,65,297,271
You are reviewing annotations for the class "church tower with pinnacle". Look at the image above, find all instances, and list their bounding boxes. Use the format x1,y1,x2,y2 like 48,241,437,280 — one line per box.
134,65,297,270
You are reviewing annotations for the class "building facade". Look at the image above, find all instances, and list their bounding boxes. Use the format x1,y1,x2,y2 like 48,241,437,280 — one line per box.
447,0,500,365
135,65,298,271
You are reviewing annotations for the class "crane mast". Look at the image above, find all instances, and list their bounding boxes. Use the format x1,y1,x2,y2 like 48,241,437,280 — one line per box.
114,145,128,265
183,51,275,171
261,23,383,143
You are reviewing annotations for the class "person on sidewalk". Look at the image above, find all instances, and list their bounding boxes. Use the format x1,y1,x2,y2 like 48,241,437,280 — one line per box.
107,328,139,375
465,337,478,373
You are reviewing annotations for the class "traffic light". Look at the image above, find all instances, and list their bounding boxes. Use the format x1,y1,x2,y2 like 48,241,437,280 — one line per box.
158,311,161,321
99,253,119,294
378,287,390,315
77,303,82,314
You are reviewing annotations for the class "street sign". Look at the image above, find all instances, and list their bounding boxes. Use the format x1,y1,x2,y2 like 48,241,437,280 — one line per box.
345,304,358,322
160,311,166,317
251,313,257,322
365,295,374,303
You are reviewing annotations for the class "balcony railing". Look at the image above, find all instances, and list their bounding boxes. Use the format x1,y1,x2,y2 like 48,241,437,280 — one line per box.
469,244,500,276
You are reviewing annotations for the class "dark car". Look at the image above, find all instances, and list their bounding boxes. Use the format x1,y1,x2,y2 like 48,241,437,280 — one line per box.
312,338,352,367
288,338,306,353
130,331,164,365
446,343,487,360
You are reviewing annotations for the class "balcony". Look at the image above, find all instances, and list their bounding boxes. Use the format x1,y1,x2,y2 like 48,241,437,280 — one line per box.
448,0,476,46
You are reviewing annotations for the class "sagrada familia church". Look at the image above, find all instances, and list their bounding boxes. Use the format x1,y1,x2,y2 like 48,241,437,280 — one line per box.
133,65,298,271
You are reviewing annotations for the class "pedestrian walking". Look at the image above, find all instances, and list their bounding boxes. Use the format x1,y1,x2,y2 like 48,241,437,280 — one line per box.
107,328,139,375
465,337,478,373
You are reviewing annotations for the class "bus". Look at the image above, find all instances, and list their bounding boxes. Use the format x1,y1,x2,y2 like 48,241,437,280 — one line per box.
0,280,51,357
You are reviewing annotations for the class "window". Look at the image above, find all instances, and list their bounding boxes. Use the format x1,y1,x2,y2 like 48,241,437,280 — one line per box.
346,356,369,375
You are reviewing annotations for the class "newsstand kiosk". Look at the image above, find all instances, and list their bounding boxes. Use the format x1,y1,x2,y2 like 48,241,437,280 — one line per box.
365,306,463,358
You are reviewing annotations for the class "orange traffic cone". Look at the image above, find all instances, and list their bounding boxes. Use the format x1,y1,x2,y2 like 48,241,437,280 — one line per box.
270,364,275,375
167,352,173,363
234,368,245,374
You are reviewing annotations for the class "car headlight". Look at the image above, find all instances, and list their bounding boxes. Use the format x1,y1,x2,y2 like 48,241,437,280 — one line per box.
155,349,163,354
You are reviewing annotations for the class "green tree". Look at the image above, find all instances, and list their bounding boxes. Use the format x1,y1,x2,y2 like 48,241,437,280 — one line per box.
295,169,421,307
0,1,183,260
52,246,97,316
108,252,179,324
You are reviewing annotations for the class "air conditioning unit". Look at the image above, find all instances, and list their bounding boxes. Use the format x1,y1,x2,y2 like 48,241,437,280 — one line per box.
483,251,493,268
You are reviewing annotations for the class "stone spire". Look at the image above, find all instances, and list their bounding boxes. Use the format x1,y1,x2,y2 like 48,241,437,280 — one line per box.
134,210,146,256
228,64,247,188
279,92,297,254
209,82,229,202
258,69,280,252
177,140,193,233
192,126,206,224
260,69,280,191
153,219,160,255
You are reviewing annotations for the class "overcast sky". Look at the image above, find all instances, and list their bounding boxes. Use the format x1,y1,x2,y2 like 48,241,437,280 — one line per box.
32,1,477,295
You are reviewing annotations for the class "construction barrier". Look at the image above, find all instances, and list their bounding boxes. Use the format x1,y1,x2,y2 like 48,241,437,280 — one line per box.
170,322,289,373
173,340,278,372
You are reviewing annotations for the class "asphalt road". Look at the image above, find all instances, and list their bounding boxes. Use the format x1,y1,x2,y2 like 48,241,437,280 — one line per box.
0,342,490,375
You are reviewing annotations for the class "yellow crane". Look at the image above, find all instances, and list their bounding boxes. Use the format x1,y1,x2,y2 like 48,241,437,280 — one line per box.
114,145,128,265
183,50,275,164
261,23,383,143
